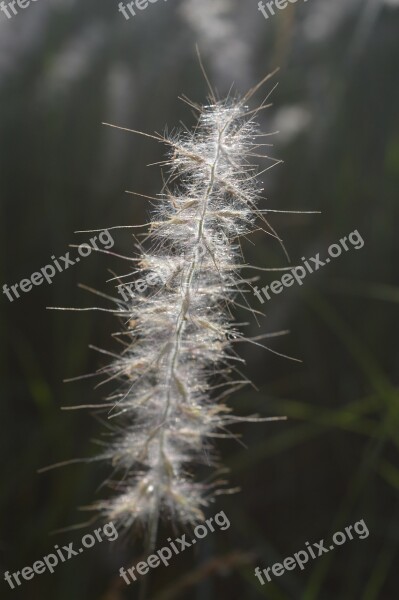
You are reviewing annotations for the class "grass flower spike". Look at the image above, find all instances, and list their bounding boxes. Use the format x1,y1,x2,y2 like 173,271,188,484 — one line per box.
85,75,284,544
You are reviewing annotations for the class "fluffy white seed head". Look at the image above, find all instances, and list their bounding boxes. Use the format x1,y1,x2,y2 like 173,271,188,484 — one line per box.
90,96,274,536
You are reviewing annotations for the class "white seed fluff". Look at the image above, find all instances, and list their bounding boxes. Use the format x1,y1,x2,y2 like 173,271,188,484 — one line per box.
91,94,277,539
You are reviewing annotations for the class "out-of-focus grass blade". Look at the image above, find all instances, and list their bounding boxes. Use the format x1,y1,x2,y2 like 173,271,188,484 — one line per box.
325,279,399,304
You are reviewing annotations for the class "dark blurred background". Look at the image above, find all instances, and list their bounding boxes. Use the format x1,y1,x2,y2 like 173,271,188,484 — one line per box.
1,0,399,598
